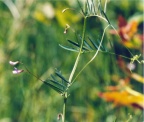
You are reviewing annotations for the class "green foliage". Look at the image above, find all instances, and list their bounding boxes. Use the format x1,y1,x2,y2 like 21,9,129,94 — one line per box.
0,0,143,122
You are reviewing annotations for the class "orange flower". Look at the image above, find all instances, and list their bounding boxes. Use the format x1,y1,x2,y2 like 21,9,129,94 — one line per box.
110,15,143,49
119,20,138,41
99,87,144,110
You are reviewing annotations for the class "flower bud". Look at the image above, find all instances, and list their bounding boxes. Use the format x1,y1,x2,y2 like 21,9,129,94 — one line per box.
57,113,62,120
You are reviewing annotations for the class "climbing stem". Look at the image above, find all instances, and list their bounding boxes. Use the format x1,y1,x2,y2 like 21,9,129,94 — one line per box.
62,93,67,122
68,17,87,82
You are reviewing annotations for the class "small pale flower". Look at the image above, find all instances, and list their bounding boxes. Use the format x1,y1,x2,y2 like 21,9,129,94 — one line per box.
12,67,24,74
9,61,19,66
127,63,136,71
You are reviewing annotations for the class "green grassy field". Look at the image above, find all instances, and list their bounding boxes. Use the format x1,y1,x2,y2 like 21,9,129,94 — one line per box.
0,0,143,122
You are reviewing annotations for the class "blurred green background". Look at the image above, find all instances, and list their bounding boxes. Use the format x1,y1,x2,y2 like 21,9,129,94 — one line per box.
0,0,143,122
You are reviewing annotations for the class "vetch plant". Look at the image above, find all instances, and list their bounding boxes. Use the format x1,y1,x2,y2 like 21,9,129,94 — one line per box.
9,61,24,74
9,0,143,122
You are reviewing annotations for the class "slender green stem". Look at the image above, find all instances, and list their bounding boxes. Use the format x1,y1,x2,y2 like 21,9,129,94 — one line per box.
62,8,84,17
72,25,110,84
22,63,44,82
62,93,67,122
63,17,87,122
62,17,87,122
68,17,87,82
81,50,131,60
87,15,108,23
21,63,68,122
104,0,108,13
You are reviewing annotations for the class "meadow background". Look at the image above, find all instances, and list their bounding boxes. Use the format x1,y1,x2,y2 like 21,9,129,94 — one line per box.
0,0,143,122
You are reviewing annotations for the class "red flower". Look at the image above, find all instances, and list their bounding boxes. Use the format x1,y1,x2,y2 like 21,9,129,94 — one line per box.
110,15,143,49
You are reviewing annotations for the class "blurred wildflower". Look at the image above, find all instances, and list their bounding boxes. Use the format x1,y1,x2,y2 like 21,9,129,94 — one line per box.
99,87,144,110
12,67,24,74
118,16,138,41
117,57,144,83
127,63,135,71
110,15,143,49
99,54,144,110
106,78,130,91
9,61,19,66
131,73,144,84
33,3,55,24
42,3,55,19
